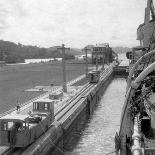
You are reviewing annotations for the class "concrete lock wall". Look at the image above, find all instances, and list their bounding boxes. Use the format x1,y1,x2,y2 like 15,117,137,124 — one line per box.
47,70,114,155
22,66,115,155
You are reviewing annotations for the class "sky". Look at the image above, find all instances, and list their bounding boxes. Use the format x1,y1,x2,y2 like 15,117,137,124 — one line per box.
0,0,150,48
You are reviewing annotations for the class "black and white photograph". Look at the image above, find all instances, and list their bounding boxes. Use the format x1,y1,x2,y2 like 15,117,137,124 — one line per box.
0,0,154,154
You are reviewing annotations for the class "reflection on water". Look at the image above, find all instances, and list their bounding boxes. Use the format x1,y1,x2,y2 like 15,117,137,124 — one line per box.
64,78,126,155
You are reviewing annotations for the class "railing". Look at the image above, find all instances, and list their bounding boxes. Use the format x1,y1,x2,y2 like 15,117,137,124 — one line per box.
131,116,142,155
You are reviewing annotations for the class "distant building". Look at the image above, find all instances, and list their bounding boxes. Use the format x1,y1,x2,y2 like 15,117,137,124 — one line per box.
92,43,113,64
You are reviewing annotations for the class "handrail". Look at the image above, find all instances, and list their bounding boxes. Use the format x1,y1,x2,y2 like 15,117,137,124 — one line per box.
119,62,155,144
126,50,155,92
131,116,142,155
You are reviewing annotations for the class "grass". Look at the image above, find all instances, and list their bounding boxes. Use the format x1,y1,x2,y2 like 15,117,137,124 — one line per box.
0,61,92,114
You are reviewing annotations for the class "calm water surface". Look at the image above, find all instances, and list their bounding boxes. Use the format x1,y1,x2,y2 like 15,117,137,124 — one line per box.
64,78,126,155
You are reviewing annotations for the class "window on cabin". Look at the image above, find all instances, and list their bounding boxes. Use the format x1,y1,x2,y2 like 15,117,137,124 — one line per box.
1,122,14,131
8,122,14,130
17,121,27,131
36,103,38,110
44,103,48,110
1,122,7,130
4,123,7,130
34,102,38,110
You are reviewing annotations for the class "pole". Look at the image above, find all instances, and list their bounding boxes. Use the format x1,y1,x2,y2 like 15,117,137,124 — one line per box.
83,47,91,77
62,44,67,93
96,52,98,71
102,53,105,70
57,44,70,93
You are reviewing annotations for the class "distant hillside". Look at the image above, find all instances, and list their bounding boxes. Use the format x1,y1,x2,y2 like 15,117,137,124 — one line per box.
0,39,133,63
0,40,75,63
112,47,132,54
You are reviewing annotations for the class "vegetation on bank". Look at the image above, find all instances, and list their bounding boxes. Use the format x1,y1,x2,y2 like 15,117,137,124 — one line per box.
0,40,75,63
0,39,132,63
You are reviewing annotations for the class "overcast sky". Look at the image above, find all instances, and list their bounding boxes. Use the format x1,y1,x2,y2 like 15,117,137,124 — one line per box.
0,0,150,48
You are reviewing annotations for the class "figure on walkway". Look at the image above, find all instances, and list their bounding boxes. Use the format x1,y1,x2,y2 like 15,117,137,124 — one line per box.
16,103,20,112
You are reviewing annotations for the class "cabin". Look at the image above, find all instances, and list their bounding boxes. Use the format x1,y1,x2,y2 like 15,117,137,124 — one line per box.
33,99,54,115
88,70,100,83
0,99,54,147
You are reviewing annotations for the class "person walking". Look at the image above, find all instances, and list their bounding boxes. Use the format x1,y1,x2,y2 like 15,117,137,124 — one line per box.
16,103,21,112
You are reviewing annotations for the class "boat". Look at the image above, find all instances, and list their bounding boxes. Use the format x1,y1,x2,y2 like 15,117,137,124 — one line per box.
115,0,155,154
0,99,54,147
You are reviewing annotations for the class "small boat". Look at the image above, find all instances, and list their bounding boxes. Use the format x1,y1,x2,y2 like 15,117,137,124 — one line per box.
115,0,155,154
0,99,54,147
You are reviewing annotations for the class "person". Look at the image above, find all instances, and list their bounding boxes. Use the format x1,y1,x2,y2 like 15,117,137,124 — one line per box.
16,103,20,112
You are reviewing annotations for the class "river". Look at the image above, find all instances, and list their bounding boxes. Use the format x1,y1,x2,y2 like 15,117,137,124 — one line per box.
63,77,126,155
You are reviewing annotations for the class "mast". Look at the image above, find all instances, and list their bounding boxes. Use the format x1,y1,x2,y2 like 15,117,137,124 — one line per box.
145,0,151,24
145,0,155,23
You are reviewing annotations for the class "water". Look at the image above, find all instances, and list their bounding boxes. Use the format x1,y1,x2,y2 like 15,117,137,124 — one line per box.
118,53,129,66
64,78,126,155
25,58,62,64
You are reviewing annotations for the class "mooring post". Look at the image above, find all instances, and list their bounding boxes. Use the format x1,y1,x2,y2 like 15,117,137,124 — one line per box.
82,47,91,77
57,44,70,93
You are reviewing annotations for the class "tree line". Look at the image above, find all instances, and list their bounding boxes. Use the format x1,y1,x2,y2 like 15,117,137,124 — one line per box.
0,40,75,63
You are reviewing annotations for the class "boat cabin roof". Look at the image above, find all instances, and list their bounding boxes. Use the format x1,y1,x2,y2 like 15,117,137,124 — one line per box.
34,98,53,103
0,114,29,122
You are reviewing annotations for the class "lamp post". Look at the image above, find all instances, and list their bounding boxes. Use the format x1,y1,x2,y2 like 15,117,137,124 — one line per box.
82,47,91,77
102,53,105,70
96,51,98,71
57,44,70,93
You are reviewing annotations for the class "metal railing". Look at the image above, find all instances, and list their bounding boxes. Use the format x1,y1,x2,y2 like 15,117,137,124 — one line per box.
131,116,142,155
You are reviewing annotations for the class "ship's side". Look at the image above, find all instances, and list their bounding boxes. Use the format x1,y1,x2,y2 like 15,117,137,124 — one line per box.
117,0,155,154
